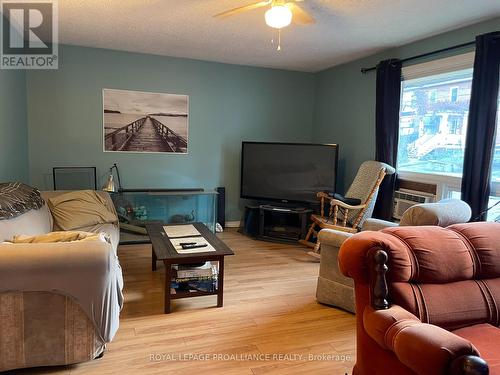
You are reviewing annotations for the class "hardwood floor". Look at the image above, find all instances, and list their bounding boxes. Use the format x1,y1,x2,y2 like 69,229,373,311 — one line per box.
16,230,356,375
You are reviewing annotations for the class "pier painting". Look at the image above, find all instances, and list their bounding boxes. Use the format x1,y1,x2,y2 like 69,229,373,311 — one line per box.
103,89,189,153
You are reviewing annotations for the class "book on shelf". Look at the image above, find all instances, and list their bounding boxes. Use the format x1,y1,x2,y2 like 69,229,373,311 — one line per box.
171,279,216,293
176,262,214,278
187,279,216,292
170,262,218,292
173,275,215,282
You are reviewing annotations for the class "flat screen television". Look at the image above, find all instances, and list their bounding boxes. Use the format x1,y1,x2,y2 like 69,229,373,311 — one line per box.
240,142,338,204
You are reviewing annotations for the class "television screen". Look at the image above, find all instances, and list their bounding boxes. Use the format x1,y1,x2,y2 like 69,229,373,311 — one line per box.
240,142,338,203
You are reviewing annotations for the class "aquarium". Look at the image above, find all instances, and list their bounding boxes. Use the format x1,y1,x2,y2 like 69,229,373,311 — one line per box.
111,189,218,244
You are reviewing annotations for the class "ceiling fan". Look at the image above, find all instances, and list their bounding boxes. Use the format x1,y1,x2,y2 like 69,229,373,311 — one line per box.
214,0,315,50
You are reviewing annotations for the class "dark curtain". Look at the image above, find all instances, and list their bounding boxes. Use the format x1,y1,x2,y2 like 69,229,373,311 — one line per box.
373,59,402,221
461,32,500,221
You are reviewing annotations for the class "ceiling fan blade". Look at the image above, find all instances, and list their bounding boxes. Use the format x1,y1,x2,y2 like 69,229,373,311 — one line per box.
286,3,315,25
214,1,271,18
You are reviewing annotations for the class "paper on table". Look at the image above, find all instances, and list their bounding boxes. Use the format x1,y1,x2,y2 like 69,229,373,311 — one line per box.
169,236,216,254
163,224,200,238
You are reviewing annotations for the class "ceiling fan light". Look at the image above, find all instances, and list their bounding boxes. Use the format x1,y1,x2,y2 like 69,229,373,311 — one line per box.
265,5,292,29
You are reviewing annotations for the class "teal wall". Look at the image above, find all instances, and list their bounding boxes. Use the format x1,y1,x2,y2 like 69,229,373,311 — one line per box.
313,17,500,192
19,17,500,220
0,68,28,182
26,46,316,220
0,14,29,183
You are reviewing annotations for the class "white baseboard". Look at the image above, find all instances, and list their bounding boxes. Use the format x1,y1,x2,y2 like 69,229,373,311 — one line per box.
224,221,241,228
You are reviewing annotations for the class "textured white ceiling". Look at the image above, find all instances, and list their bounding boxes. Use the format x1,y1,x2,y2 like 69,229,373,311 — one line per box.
58,0,500,72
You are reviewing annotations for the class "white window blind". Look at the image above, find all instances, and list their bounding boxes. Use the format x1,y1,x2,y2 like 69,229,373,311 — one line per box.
402,51,475,81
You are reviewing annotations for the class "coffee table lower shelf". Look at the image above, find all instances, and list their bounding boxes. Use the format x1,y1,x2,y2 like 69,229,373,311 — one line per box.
159,256,225,314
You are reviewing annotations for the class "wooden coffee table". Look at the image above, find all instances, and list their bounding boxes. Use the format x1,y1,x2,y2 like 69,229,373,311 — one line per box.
146,222,234,314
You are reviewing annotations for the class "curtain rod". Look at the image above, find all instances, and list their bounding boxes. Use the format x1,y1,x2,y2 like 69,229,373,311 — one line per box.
360,40,476,74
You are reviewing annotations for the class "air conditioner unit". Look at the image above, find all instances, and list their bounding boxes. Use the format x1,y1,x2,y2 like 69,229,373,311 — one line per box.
393,189,436,220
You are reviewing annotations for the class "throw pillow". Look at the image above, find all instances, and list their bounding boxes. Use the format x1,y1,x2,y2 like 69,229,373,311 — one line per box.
48,190,117,231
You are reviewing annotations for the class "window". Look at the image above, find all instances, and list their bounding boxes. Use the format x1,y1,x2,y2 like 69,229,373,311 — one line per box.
449,87,459,102
397,52,475,202
397,51,500,217
448,115,463,135
429,90,437,103
398,68,473,176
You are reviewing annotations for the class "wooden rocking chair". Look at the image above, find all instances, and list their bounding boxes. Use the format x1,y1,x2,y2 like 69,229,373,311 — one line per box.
299,160,395,254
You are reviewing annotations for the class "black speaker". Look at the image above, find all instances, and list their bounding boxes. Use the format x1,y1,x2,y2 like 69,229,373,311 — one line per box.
216,187,226,228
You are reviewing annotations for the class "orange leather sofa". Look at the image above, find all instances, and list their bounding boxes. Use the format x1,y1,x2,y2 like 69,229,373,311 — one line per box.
339,222,500,375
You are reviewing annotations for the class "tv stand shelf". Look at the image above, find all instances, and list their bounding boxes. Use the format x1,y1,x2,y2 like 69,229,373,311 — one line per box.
255,205,312,243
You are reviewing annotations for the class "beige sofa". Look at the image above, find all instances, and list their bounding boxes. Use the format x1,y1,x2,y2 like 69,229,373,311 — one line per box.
0,191,123,372
316,199,472,313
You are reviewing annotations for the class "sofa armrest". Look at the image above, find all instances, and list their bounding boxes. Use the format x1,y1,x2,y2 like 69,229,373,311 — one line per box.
363,306,488,375
0,241,113,284
0,240,123,343
318,228,354,249
318,229,355,281
400,199,472,227
362,218,399,231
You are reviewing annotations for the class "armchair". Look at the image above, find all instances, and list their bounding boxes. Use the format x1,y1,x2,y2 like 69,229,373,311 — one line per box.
339,223,500,375
316,198,472,313
300,160,396,253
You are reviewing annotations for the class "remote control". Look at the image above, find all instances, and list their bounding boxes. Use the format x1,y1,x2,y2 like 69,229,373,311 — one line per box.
181,243,208,250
